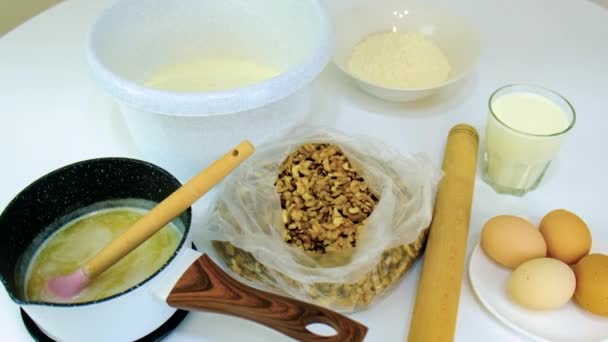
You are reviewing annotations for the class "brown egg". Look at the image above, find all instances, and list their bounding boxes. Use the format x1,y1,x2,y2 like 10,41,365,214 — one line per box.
574,254,608,316
539,209,592,265
481,215,547,269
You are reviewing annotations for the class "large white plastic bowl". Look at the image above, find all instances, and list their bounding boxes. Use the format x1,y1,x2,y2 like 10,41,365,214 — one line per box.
86,0,334,178
332,1,480,102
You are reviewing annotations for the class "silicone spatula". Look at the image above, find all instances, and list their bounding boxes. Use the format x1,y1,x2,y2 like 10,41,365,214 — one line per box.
46,141,255,299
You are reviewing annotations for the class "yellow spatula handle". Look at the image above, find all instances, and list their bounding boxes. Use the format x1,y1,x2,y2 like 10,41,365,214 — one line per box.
408,124,479,342
83,141,255,279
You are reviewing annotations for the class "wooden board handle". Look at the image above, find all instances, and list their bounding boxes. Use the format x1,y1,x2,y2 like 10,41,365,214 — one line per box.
167,254,368,342
84,141,255,279
408,124,479,342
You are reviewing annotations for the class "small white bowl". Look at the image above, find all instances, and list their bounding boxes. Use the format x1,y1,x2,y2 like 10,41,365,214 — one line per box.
86,0,333,178
332,1,480,102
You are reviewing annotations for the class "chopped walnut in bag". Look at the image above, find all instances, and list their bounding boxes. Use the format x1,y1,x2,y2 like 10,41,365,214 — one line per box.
274,143,379,254
208,130,441,312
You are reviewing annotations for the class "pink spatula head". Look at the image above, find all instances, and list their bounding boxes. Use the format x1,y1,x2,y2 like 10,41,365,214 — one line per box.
46,268,89,299
45,141,254,300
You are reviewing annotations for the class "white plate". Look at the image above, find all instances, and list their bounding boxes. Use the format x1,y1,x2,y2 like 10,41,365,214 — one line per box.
468,242,608,342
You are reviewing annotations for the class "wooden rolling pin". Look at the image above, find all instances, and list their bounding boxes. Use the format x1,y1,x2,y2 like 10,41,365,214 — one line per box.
408,124,479,342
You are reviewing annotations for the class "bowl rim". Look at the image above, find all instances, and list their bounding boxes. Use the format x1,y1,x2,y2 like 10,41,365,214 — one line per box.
331,2,481,93
85,0,335,117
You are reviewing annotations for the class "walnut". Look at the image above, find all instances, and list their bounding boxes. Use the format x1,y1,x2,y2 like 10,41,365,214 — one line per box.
212,227,429,311
212,142,429,311
274,143,379,254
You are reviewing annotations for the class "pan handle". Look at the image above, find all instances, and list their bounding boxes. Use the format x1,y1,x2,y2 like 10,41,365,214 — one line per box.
166,254,368,342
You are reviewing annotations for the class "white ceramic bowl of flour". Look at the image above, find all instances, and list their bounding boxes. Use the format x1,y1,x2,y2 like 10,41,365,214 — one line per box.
332,1,480,102
86,0,333,179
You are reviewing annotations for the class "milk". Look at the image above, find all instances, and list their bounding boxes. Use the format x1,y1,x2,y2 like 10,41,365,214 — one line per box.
26,207,182,303
483,89,574,195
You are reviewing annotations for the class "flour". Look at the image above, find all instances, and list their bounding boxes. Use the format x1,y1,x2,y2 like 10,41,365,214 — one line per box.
348,31,451,89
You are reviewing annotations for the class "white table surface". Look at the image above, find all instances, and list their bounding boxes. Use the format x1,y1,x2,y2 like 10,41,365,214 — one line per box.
1,0,607,341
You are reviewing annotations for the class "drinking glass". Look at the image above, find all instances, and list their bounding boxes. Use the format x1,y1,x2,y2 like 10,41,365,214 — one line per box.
482,84,576,196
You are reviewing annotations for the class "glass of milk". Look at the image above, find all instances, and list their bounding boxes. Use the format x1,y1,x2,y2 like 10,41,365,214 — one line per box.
482,84,575,196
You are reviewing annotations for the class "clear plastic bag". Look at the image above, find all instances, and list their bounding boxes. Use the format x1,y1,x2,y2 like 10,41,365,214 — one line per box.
204,127,441,312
